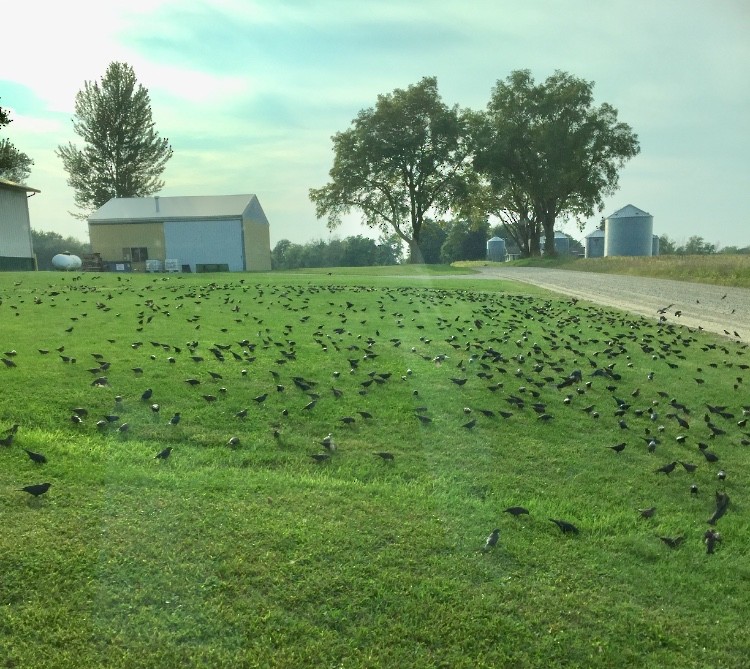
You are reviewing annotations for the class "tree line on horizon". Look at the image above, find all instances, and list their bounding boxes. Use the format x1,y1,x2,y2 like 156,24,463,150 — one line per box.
5,65,748,266
3,64,638,262
25,227,750,274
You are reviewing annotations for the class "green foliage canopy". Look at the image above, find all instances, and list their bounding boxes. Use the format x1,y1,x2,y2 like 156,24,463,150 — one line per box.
0,98,34,184
56,62,173,219
474,70,640,256
309,77,474,263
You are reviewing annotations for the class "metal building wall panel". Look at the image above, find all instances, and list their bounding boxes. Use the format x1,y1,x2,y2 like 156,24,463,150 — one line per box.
89,222,166,266
0,189,34,258
605,216,653,256
163,219,244,272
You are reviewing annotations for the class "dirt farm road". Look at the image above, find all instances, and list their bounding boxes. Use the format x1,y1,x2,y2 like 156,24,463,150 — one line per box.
468,266,750,342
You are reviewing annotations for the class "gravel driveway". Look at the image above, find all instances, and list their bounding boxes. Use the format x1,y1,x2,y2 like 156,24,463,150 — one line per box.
470,266,750,341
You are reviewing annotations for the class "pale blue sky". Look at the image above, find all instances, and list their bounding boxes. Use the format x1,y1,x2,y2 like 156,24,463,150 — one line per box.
1,0,748,249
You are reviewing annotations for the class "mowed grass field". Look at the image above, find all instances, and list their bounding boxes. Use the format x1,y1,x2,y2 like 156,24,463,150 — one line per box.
1,269,749,668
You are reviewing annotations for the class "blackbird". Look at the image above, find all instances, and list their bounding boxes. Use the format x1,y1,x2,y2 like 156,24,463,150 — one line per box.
704,529,722,554
549,518,579,534
21,482,51,497
655,461,678,475
155,447,172,460
24,449,47,464
707,491,729,525
659,535,684,549
504,506,529,517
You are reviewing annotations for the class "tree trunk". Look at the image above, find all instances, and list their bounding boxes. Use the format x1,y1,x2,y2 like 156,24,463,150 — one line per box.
408,238,425,264
529,235,542,257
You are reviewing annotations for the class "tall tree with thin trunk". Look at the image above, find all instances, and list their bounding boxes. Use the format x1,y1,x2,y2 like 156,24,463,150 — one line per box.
309,77,474,263
474,70,640,256
57,62,173,219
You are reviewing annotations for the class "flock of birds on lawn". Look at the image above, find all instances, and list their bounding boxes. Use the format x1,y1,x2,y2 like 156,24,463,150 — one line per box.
1,274,747,559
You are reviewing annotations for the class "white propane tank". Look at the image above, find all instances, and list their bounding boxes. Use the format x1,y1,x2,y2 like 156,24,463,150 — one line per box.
52,253,83,271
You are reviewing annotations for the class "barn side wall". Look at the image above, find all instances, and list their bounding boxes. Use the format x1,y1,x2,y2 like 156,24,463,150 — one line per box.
88,222,166,272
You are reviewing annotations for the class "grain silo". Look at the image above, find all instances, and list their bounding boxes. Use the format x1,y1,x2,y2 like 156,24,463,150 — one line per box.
604,205,653,256
555,231,570,255
652,235,660,256
486,236,506,262
585,230,605,258
542,231,571,255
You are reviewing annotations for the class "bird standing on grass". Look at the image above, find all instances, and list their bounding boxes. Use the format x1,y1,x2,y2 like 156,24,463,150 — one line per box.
23,449,47,464
549,518,579,534
155,447,172,460
483,529,500,551
655,461,678,475
704,529,722,554
21,482,51,498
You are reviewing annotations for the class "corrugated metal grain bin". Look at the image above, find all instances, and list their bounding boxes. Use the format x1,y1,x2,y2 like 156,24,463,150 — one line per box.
652,235,660,256
604,205,653,256
542,232,571,255
486,236,506,262
585,230,605,258
554,231,570,255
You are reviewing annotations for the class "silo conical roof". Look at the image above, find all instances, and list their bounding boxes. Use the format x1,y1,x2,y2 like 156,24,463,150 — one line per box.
608,204,651,218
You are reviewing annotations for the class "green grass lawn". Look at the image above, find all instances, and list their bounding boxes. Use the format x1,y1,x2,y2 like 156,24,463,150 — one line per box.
1,270,749,668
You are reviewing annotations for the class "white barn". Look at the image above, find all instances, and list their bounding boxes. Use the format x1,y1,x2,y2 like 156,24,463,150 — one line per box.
0,178,39,271
88,194,272,272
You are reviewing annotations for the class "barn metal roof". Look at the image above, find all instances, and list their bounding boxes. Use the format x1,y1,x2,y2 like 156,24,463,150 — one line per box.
0,177,41,193
608,204,651,218
89,194,264,222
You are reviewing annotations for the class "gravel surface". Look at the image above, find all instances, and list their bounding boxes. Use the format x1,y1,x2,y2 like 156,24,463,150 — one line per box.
469,266,750,341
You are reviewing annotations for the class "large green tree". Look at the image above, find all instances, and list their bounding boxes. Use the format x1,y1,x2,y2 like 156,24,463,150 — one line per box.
56,62,173,219
439,219,490,263
309,77,474,263
474,70,640,256
0,98,34,183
